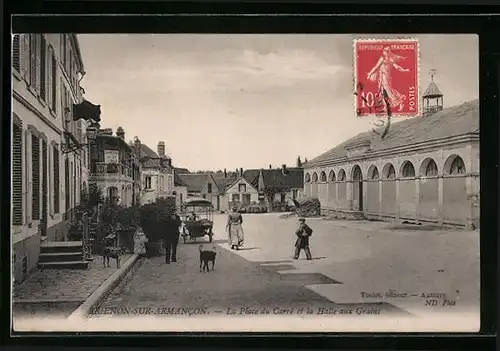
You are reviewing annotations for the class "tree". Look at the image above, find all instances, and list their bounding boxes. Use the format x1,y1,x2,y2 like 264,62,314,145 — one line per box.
296,156,302,168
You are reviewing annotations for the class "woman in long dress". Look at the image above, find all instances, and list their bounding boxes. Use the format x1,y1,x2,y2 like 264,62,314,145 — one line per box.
366,46,410,112
133,227,148,257
226,207,244,250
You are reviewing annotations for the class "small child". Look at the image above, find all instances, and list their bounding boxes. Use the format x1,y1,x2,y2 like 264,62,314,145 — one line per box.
293,218,313,260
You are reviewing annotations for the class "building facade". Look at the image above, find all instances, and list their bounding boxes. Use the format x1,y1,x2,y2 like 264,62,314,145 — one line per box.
11,34,96,281
303,99,479,229
137,140,175,205
89,128,141,207
257,165,304,208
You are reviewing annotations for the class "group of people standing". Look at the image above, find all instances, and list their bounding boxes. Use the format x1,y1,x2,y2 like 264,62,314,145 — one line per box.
132,206,314,262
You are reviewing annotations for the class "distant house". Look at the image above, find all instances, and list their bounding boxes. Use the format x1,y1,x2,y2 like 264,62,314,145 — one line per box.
174,167,191,175
173,173,188,208
200,171,238,211
176,174,209,198
257,165,304,210
225,170,260,209
134,139,175,205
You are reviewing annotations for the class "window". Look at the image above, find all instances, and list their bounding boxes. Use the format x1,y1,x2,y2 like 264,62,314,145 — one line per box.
232,194,240,203
312,172,319,182
425,160,438,176
144,176,152,189
401,161,415,178
40,35,46,101
53,145,60,213
159,175,164,191
238,183,246,193
13,35,20,72
207,183,212,194
31,134,40,220
305,173,311,183
383,164,396,179
12,122,23,225
29,35,37,88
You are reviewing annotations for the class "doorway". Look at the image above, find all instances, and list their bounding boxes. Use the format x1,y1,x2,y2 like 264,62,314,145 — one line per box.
352,165,363,211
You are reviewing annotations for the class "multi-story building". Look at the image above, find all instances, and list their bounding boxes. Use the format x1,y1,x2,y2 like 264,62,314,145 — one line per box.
89,128,141,207
12,34,100,281
135,140,175,204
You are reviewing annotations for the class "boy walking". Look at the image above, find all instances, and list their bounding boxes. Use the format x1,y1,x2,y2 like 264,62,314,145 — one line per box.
293,218,313,260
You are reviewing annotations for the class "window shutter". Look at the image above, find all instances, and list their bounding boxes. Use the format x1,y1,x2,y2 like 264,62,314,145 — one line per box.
29,36,37,88
21,35,30,82
76,120,82,142
53,145,60,214
13,35,20,72
34,35,41,93
12,123,23,225
40,36,46,101
47,46,53,109
51,52,57,112
31,134,40,220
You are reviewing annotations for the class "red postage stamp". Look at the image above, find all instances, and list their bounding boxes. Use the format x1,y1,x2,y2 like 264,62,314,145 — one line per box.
354,38,420,117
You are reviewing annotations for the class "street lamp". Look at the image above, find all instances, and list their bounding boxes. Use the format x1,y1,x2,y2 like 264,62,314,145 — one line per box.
61,123,99,154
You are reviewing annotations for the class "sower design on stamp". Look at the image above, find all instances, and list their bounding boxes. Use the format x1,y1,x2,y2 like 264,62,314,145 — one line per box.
354,39,419,118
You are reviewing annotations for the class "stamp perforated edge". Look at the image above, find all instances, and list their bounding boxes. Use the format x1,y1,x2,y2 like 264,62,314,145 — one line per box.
352,37,421,119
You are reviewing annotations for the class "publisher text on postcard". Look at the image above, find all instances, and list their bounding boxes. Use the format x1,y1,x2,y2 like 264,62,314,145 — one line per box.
354,39,419,117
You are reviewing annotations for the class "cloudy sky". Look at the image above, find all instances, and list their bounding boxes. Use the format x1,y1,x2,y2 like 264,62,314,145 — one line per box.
77,34,478,171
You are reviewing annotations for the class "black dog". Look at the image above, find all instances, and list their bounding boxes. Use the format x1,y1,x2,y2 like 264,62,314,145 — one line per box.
199,244,217,273
103,246,124,268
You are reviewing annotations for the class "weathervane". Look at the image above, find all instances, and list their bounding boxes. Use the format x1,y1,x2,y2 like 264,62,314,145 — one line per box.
429,69,437,82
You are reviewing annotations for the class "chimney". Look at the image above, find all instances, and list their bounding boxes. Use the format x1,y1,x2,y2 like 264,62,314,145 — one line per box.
224,168,227,178
157,141,165,157
240,168,243,176
116,127,125,140
282,164,286,170
269,164,272,169
133,136,141,158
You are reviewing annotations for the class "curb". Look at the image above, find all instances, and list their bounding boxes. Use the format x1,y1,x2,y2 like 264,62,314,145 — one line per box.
67,253,139,321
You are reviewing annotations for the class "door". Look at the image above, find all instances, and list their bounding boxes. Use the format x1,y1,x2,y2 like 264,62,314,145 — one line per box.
41,140,48,237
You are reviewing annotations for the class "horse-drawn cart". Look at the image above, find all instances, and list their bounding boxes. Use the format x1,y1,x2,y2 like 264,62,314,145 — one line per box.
181,197,214,243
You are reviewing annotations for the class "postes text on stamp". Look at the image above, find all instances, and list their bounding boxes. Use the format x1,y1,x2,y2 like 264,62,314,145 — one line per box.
354,38,419,117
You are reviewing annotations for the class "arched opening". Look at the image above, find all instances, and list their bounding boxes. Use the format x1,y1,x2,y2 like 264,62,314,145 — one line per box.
419,158,439,220
382,163,396,179
400,161,416,178
367,165,380,213
338,169,346,181
328,170,336,182
351,165,363,211
420,158,438,177
107,186,119,204
367,165,380,180
320,171,327,182
381,163,397,216
442,155,468,222
312,172,318,182
304,173,311,183
444,155,466,175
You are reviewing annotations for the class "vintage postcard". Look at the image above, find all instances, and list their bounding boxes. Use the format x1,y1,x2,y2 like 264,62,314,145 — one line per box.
11,34,479,333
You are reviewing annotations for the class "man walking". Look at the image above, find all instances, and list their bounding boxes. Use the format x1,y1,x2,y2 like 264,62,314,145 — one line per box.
293,218,313,260
164,212,182,264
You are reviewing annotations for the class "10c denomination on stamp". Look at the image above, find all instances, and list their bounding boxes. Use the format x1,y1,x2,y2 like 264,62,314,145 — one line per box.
354,38,420,117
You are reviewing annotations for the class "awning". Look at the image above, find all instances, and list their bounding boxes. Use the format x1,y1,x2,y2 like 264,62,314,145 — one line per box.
73,100,101,122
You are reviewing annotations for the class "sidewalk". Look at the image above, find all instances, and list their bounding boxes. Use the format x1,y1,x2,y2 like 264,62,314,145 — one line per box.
13,254,132,318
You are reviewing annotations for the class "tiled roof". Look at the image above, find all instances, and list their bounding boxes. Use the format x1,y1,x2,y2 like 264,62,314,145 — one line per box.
176,174,209,192
174,173,186,186
307,99,479,166
212,174,238,193
242,169,261,187
139,144,172,169
261,167,304,190
174,167,191,174
423,82,443,98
